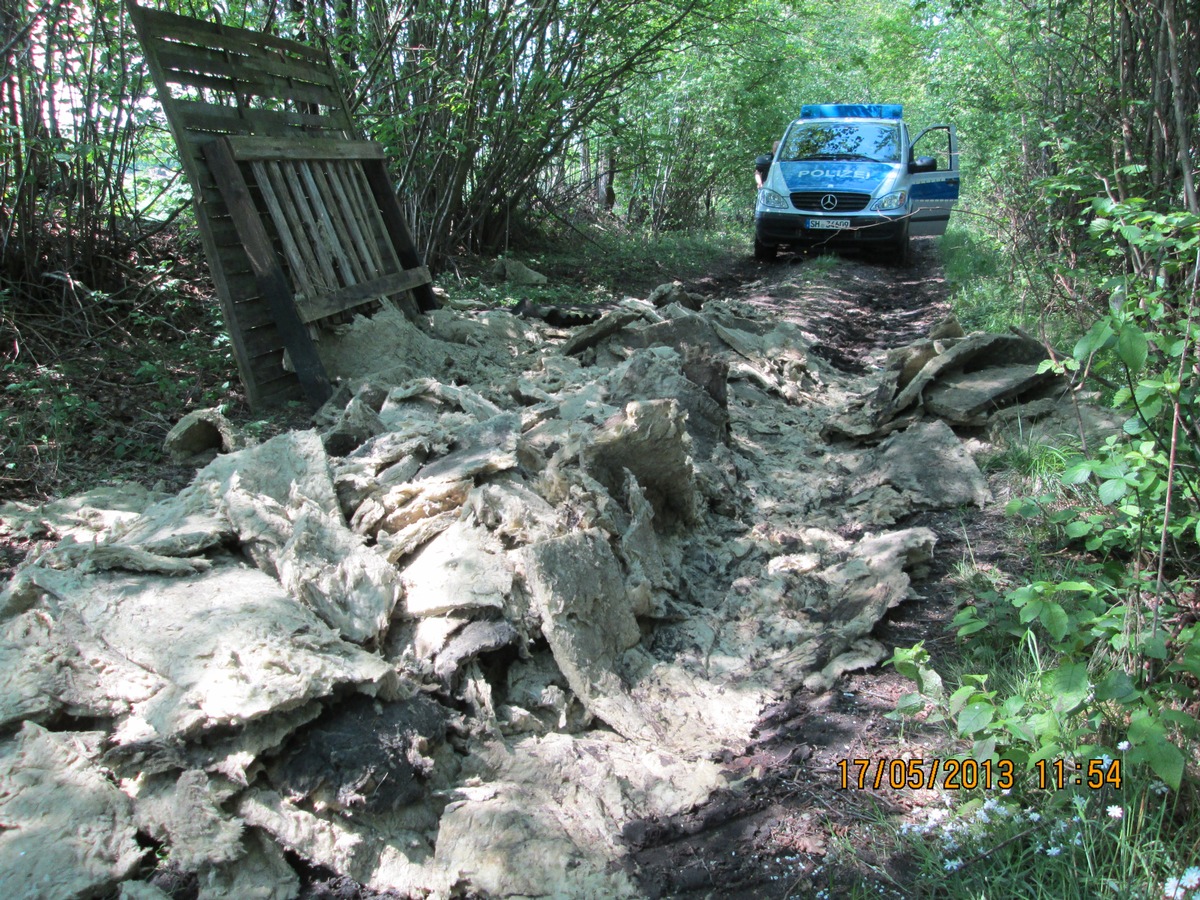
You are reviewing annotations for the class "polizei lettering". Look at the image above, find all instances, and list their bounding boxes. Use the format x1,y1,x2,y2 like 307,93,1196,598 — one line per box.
792,167,873,180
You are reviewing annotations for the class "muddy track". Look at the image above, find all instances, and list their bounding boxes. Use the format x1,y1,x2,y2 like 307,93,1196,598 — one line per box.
629,240,1005,899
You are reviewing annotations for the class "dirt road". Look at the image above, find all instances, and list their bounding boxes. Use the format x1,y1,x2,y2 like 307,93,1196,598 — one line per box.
628,241,1008,899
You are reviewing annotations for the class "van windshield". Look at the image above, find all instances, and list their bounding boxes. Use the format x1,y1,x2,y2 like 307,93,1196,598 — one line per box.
780,123,900,163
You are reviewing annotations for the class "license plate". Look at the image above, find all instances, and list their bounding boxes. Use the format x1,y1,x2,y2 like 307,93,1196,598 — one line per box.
808,218,851,230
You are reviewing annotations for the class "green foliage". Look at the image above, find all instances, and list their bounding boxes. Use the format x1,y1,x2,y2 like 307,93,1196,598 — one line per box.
894,194,1200,801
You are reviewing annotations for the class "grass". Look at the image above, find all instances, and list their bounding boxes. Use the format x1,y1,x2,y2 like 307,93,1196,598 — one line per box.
436,223,750,310
981,427,1078,497
939,224,1080,349
883,775,1197,899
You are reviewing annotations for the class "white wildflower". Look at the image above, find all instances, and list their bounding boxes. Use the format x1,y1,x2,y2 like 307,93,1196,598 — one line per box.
1117,740,1131,752
944,858,963,872
1106,805,1123,820
1046,846,1062,857
1181,867,1200,890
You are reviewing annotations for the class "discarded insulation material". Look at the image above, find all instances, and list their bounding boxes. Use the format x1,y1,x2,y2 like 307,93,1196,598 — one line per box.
0,279,1079,898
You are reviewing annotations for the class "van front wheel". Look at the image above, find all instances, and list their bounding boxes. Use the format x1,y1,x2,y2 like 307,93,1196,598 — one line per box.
754,239,777,261
887,234,909,266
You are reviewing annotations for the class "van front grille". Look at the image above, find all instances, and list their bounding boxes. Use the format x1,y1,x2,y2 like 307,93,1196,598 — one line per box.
790,191,872,212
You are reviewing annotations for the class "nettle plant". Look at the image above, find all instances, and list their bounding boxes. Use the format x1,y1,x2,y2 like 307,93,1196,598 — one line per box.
893,197,1200,792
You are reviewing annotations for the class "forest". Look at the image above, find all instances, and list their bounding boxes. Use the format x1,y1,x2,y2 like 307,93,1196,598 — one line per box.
2,0,1200,896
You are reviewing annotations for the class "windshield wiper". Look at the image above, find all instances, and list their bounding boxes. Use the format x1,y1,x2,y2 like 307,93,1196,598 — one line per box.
803,153,878,161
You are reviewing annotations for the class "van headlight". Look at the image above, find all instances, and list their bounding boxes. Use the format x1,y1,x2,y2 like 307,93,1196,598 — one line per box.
870,190,908,211
758,189,789,210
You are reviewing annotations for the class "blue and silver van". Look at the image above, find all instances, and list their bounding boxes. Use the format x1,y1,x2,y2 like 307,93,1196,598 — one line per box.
753,104,959,262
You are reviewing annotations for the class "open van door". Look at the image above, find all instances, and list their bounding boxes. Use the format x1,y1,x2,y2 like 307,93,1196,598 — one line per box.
908,125,959,236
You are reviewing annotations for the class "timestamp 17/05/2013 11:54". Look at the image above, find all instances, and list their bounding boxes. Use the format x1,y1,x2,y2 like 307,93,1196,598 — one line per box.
836,757,1123,792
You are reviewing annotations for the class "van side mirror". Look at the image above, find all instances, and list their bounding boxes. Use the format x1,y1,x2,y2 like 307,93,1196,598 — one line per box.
909,155,937,173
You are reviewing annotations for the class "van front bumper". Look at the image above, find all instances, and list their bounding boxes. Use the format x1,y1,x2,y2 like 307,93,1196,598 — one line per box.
755,211,907,248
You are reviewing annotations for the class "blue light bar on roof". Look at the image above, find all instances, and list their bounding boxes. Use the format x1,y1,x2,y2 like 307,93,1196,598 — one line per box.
800,104,903,120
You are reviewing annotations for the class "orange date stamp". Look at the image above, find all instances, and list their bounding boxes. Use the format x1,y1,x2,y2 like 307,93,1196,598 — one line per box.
835,757,1122,791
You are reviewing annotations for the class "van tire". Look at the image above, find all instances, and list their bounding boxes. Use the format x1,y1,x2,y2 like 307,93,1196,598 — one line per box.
887,234,909,266
754,239,776,261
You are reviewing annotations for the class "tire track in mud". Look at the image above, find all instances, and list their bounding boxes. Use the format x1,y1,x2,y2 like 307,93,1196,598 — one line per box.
628,240,1001,899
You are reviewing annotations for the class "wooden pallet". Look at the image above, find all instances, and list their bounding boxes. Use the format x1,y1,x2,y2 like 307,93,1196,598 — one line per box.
128,2,436,408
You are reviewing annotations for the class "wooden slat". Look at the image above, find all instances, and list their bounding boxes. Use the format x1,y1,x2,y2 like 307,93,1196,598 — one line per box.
250,359,300,394
280,160,341,289
241,324,288,359
151,40,338,90
297,161,363,284
233,301,276,331
204,137,332,407
156,65,345,111
362,157,438,312
225,136,385,162
257,378,305,407
134,6,328,65
345,161,403,274
295,266,432,323
306,162,372,284
319,163,386,279
251,160,321,297
174,100,350,135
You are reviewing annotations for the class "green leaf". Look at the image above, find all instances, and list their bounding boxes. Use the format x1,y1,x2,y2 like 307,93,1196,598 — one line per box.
1140,632,1168,660
1119,223,1145,244
949,685,977,716
1094,670,1138,703
1040,602,1069,641
1061,463,1093,485
1019,599,1044,624
1049,662,1090,713
1142,737,1185,791
957,701,995,736
1118,325,1149,372
1098,479,1128,505
1073,320,1114,360
1005,497,1041,518
971,736,998,763
1053,580,1096,593
1028,740,1063,765
956,620,989,636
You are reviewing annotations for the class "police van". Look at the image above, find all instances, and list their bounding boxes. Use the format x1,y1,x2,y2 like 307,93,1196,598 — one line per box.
753,104,959,263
